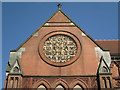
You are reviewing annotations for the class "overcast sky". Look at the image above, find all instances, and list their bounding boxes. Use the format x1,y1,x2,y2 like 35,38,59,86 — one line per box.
2,2,118,88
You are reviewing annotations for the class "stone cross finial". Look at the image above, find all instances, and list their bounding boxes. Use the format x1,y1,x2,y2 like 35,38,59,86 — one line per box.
57,3,62,9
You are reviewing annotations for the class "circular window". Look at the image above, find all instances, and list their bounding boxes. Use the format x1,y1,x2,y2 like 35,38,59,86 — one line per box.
43,35,77,63
38,31,81,66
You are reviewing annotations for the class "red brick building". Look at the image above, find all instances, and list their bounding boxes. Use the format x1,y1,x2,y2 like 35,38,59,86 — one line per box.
4,4,120,89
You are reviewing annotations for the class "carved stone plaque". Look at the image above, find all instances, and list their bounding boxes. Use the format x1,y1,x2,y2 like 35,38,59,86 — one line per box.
43,35,77,63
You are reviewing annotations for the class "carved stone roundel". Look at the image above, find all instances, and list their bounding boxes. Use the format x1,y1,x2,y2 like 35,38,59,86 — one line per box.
43,34,77,63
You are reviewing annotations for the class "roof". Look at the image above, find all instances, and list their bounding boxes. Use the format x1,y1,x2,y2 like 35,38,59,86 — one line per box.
95,40,120,56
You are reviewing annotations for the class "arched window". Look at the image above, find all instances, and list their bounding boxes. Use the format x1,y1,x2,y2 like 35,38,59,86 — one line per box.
55,84,65,90
73,84,83,90
13,66,19,73
37,84,46,90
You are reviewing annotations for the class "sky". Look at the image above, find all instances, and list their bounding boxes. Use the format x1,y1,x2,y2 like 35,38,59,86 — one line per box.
2,2,118,88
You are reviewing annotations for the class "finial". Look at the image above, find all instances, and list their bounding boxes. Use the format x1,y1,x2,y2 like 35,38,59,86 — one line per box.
57,3,62,9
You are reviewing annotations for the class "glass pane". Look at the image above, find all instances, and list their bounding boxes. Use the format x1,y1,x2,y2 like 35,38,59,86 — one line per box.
55,85,65,90
73,85,83,90
37,85,46,90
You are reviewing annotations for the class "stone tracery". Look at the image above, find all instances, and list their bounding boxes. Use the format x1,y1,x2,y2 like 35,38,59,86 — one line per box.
43,35,77,63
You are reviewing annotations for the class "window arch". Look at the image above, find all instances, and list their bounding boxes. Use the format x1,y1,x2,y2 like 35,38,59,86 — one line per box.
52,79,69,90
37,84,46,90
73,84,83,90
55,84,65,90
70,79,88,89
33,79,50,90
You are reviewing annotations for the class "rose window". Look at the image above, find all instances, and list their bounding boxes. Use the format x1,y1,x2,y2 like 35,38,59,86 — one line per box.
43,35,77,63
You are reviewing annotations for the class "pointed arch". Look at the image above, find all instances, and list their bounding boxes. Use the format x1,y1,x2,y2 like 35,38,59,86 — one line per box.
37,84,47,90
33,79,51,90
55,84,65,90
10,57,22,74
97,56,111,74
52,79,69,90
73,84,83,90
70,79,88,90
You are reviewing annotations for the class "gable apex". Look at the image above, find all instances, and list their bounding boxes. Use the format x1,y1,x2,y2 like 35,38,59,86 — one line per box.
47,10,71,22
10,8,108,52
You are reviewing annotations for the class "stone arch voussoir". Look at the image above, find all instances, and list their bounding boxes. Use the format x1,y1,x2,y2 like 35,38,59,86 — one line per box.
32,78,51,90
52,78,69,90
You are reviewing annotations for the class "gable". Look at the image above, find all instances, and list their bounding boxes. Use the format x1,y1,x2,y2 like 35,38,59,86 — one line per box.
7,56,22,74
10,60,21,74
6,7,111,76
98,56,111,74
48,10,70,22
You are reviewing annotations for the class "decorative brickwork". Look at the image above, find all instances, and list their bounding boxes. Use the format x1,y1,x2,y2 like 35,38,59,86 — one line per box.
116,80,120,87
90,77,98,88
32,77,40,85
22,78,31,88
22,76,96,88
